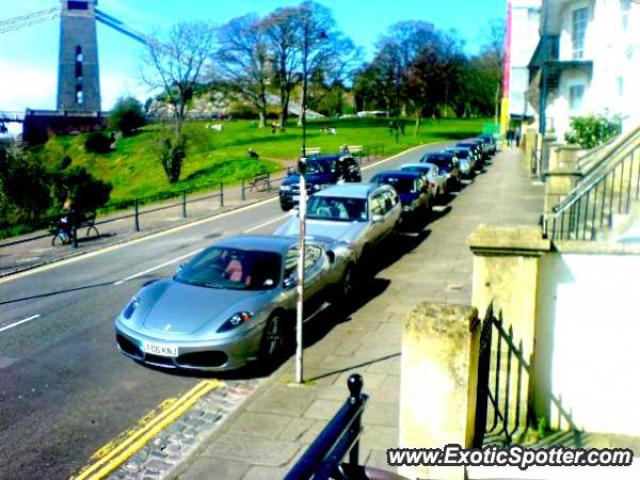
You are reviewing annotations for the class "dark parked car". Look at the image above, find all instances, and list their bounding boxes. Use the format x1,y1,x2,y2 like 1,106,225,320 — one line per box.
456,140,485,163
279,154,361,211
370,170,431,220
442,147,476,178
419,152,461,190
476,134,497,156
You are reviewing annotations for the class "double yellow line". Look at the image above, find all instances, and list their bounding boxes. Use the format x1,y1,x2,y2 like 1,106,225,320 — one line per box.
71,380,223,480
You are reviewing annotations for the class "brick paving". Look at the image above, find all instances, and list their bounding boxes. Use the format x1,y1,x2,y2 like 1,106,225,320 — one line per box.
165,149,544,479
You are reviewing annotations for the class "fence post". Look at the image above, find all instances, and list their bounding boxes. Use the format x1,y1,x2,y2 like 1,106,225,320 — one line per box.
348,374,363,467
182,190,187,218
220,182,224,207
71,208,78,248
241,177,246,201
134,200,140,231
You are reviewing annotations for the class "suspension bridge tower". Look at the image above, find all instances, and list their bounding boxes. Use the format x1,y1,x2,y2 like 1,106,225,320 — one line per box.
57,0,100,112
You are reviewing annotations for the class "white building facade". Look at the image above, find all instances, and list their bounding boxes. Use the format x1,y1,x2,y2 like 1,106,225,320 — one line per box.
509,0,542,118
529,0,640,138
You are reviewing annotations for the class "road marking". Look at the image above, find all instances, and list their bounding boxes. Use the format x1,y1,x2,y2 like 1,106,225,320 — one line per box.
71,379,223,480
0,142,444,287
0,314,41,333
113,249,202,285
0,197,279,286
243,213,289,233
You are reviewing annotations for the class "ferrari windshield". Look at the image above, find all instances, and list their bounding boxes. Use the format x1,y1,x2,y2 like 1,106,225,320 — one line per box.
307,196,368,221
176,247,281,290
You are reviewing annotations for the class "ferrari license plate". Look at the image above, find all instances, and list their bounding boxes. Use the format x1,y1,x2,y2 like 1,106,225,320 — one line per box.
142,341,178,357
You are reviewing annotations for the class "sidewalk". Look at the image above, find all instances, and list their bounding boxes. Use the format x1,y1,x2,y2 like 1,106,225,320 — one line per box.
171,149,545,479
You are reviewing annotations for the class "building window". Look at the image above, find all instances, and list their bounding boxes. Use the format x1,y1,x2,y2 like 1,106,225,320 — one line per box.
617,77,624,97
621,0,631,32
75,45,83,62
569,85,585,112
68,1,89,10
572,7,588,59
76,85,84,105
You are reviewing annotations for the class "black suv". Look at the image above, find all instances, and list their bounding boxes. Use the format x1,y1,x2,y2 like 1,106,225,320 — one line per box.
278,154,362,211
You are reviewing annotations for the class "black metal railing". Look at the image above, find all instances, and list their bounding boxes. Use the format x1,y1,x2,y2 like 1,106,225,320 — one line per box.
0,144,388,249
285,374,368,480
474,305,532,447
474,304,582,448
543,125,640,241
544,132,640,241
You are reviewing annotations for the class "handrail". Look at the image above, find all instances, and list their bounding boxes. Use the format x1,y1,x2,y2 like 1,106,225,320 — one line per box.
550,125,640,215
285,374,368,480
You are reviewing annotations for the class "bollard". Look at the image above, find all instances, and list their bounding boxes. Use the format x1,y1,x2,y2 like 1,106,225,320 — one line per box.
267,173,272,193
220,182,224,207
182,190,187,218
134,200,140,231
241,178,246,201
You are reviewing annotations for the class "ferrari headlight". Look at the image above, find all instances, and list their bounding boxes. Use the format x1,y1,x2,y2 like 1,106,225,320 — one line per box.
280,185,291,191
217,311,254,333
123,297,139,320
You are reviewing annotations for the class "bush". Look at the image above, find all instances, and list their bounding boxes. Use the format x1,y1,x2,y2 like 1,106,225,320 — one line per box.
0,146,52,227
110,97,146,136
565,114,622,149
84,131,113,154
52,166,112,212
156,132,187,184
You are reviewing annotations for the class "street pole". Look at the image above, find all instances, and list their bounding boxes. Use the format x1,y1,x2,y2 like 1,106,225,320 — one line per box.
295,172,306,384
296,19,310,385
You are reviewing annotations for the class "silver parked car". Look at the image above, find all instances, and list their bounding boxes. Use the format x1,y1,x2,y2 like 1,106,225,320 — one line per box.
275,183,401,263
114,235,356,371
400,163,447,198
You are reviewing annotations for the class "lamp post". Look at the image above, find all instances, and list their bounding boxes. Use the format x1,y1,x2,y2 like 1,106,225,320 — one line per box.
295,17,327,384
295,16,311,385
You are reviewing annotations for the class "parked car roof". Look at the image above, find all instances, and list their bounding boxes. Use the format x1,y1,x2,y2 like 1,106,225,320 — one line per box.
372,170,422,179
315,183,385,199
422,152,456,161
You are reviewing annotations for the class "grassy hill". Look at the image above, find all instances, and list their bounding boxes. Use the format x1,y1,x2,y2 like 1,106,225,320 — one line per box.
34,117,490,206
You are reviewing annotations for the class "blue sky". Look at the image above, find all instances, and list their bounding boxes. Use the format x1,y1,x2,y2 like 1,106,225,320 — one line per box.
0,0,506,113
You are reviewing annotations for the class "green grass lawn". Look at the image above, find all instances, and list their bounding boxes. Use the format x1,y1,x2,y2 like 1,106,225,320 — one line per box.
35,117,490,206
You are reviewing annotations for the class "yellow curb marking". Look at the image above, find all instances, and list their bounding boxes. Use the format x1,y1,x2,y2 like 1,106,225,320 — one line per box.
71,379,223,480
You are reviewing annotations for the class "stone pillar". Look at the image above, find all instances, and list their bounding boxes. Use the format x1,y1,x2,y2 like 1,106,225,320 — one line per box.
467,225,550,360
398,303,480,480
543,144,583,213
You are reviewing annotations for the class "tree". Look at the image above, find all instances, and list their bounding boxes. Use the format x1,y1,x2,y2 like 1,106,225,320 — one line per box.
141,21,217,133
141,21,215,183
52,166,112,213
296,2,360,120
0,145,51,227
110,97,146,136
216,14,270,127
261,6,301,128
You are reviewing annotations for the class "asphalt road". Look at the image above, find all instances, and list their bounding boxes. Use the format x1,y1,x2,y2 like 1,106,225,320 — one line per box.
0,142,446,479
